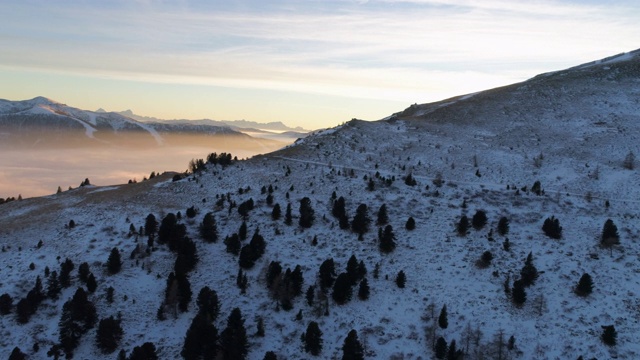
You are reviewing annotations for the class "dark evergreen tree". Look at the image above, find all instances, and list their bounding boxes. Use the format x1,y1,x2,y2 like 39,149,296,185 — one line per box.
512,279,526,306
319,259,336,291
271,203,282,220
351,204,370,237
224,233,241,255
290,265,304,297
284,203,293,226
106,286,114,304
531,180,542,195
404,173,417,186
8,347,26,360
456,215,469,236
266,261,283,290
299,197,315,228
239,220,248,241
0,293,12,315
176,273,192,312
379,225,397,253
332,196,347,218
181,313,218,360
158,213,178,245
358,278,370,300
128,342,158,360
341,329,364,360
199,212,218,243
303,321,323,356
447,339,461,360
519,252,539,287
107,247,122,275
58,288,97,358
263,351,278,360
196,286,219,321
86,273,97,293
601,219,620,254
96,316,124,354
15,298,31,324
542,216,562,239
601,325,617,346
376,204,389,226
78,262,90,283
346,255,360,285
405,216,416,231
332,273,352,305
47,271,61,300
497,216,509,236
471,210,487,230
434,336,448,359
575,273,594,297
266,193,274,205
479,251,493,267
396,270,406,288
306,285,315,306
145,214,158,236
438,305,448,329
220,308,249,360
59,258,74,288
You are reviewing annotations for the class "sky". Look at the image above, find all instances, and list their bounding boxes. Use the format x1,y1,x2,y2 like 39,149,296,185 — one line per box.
1,0,639,130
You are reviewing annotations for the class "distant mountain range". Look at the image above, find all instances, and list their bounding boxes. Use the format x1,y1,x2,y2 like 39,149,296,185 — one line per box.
113,109,308,133
0,97,306,148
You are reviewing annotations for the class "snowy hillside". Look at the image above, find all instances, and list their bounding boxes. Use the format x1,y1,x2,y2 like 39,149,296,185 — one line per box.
1,50,640,360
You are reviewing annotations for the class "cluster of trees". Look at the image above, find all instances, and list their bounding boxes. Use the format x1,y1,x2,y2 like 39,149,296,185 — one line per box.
266,262,304,310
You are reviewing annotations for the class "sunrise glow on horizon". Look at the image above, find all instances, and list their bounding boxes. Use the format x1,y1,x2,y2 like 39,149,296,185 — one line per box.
1,0,639,130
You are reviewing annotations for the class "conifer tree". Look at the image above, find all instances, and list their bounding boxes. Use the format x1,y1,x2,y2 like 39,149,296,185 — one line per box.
396,270,406,288
199,212,218,243
379,225,397,253
332,273,353,305
346,255,360,285
224,233,241,255
299,197,315,228
358,278,370,300
238,220,248,241
78,262,90,283
9,347,27,360
601,219,620,253
438,305,448,329
601,325,617,346
472,210,487,230
284,203,293,226
271,203,282,220
575,273,594,297
306,285,315,306
447,339,461,360
512,279,526,306
181,313,218,360
47,271,61,300
0,293,12,315
342,329,364,360
303,321,323,356
196,286,220,322
542,216,562,239
351,204,371,238
263,351,278,360
319,259,336,291
376,204,389,226
86,273,97,293
497,216,509,236
59,288,97,358
519,252,539,287
128,342,158,360
145,214,158,236
107,247,122,275
96,316,124,354
405,216,416,230
59,258,74,288
457,215,469,236
220,308,248,360
434,336,448,359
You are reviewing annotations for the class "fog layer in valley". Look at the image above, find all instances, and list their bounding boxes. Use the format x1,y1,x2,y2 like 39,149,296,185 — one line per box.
0,134,291,198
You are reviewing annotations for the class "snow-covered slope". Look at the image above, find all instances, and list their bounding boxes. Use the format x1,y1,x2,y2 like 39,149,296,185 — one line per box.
1,50,640,360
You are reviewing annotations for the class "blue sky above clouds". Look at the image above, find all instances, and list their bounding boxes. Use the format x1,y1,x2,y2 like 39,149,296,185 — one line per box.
1,0,639,129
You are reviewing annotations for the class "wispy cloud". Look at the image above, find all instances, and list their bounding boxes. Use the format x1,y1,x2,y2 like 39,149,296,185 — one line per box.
1,0,639,123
